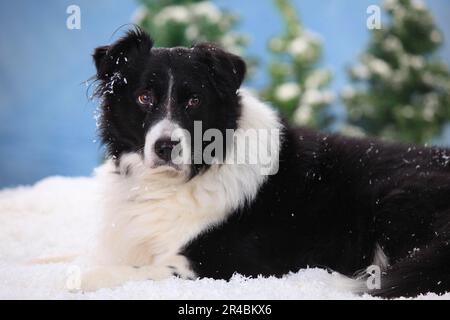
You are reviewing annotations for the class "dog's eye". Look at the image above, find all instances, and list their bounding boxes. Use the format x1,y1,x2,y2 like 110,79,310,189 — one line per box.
186,95,201,109
137,91,155,107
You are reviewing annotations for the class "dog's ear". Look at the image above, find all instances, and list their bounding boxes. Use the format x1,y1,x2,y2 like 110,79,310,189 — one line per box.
192,43,246,95
93,45,110,74
92,27,153,80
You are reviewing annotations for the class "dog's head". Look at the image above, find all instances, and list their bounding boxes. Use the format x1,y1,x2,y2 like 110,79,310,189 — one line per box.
93,27,246,179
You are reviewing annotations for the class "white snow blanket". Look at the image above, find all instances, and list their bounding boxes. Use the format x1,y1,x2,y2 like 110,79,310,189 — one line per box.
0,174,448,300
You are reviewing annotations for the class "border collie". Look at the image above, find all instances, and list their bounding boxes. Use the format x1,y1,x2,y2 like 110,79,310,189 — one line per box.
82,27,450,298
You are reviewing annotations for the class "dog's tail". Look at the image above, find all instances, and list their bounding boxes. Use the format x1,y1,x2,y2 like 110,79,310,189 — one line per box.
371,238,450,298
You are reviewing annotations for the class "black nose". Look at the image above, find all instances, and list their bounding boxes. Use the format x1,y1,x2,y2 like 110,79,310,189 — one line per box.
154,138,179,162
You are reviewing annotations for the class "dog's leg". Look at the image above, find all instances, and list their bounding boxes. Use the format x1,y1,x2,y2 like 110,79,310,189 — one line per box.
78,255,196,292
79,265,173,292
29,253,79,265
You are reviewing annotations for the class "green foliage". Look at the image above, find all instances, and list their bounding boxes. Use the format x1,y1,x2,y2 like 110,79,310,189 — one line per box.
343,0,450,143
136,0,333,130
136,0,247,54
263,0,334,129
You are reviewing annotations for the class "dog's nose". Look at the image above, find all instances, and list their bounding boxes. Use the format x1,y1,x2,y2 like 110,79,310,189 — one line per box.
154,138,178,162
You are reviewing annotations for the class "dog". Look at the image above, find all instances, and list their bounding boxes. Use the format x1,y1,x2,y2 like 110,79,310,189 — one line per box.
81,27,450,298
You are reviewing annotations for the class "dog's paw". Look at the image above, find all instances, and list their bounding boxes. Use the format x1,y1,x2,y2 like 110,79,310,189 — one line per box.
77,266,156,292
74,259,195,292
165,255,196,280
78,266,126,292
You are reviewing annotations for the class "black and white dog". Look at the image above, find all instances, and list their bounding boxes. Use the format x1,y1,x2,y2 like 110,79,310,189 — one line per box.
84,27,450,298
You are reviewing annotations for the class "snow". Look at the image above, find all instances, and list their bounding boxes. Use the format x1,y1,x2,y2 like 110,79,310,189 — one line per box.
0,173,449,299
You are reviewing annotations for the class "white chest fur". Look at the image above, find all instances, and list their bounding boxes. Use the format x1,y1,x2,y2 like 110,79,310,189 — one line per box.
93,90,282,272
95,156,231,266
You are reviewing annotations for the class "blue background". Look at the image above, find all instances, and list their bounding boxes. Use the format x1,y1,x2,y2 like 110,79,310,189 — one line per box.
0,0,449,188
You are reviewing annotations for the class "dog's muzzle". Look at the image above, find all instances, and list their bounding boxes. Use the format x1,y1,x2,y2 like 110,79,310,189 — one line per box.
153,138,180,164
144,119,189,172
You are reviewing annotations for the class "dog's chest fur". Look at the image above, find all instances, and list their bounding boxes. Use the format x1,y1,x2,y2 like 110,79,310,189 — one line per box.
93,91,281,272
95,157,229,268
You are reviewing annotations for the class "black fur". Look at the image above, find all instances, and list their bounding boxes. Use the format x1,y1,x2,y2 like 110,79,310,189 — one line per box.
94,28,450,298
93,27,244,174
182,126,450,297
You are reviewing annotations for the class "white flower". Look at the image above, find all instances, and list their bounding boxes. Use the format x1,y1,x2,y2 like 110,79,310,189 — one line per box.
384,0,396,10
287,36,309,56
422,72,437,86
383,36,402,52
368,57,392,78
430,30,442,43
400,105,415,118
408,55,425,69
321,90,335,104
352,64,370,79
192,1,222,23
154,5,190,26
275,82,301,101
340,125,366,138
301,89,334,106
185,25,199,40
132,6,148,24
302,89,323,105
384,0,394,6
220,33,242,55
390,69,408,88
423,93,439,121
411,0,426,10
304,30,322,43
269,37,285,52
341,86,356,100
153,1,223,27
294,104,312,125
304,70,330,89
